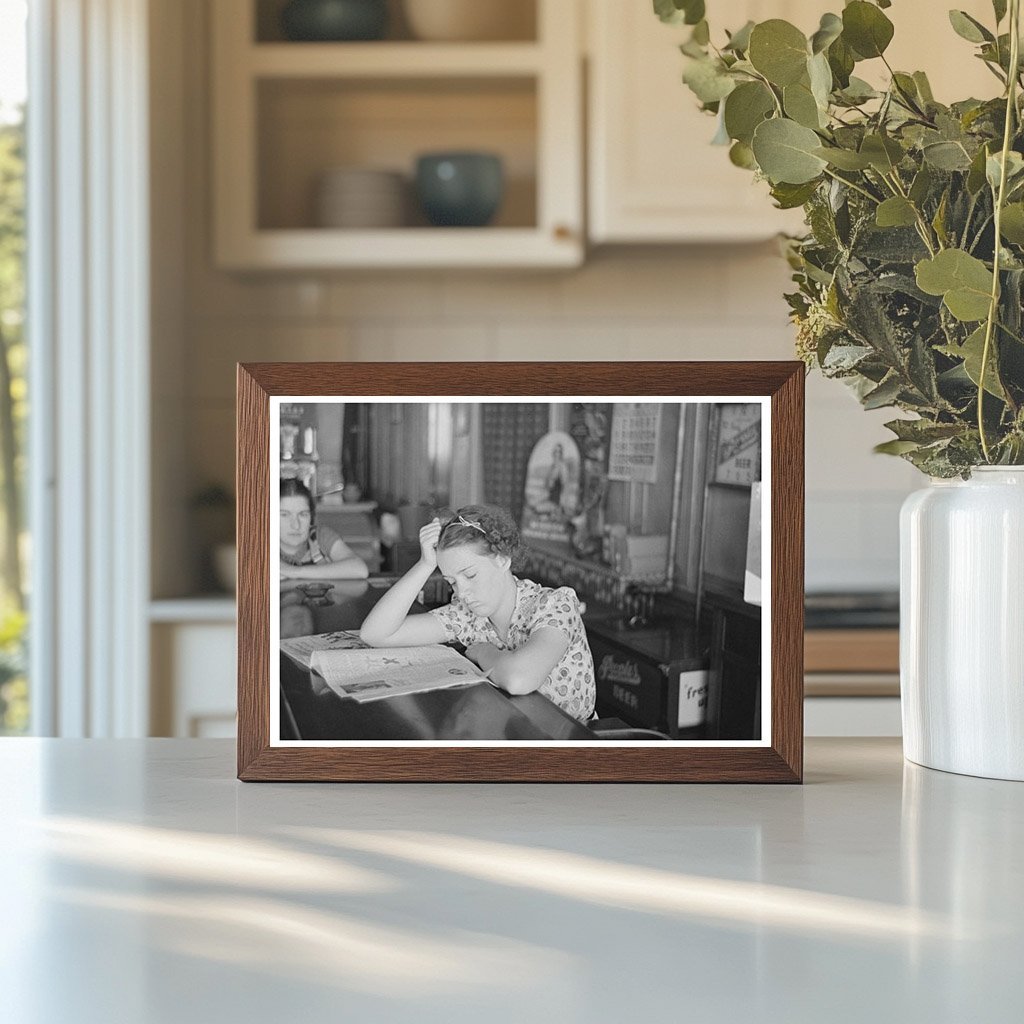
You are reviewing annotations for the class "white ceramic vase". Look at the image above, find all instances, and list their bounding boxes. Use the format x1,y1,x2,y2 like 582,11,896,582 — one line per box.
900,467,1024,781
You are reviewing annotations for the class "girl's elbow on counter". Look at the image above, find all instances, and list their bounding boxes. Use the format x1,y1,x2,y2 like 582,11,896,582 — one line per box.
492,667,542,696
359,625,386,647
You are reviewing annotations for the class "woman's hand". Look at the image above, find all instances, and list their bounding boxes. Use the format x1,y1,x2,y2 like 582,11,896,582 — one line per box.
418,517,442,570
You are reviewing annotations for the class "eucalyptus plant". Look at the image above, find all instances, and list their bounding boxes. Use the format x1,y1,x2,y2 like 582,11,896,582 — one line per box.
656,0,1024,476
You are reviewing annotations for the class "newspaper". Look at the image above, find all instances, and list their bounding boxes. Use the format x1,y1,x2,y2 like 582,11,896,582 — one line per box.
309,645,488,703
279,630,366,671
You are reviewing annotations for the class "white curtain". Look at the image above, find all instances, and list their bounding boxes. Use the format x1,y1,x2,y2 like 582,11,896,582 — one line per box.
28,0,150,736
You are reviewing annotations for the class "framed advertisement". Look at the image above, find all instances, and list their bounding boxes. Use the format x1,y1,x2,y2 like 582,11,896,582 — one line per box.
237,362,803,782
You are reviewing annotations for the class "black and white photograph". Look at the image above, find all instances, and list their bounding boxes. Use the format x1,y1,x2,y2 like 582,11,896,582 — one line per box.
272,396,769,746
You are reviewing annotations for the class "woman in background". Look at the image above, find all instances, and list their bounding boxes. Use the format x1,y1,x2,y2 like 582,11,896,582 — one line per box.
279,478,368,580
359,504,595,723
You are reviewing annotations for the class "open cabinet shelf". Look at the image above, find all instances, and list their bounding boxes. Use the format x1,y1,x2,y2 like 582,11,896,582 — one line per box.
212,0,582,269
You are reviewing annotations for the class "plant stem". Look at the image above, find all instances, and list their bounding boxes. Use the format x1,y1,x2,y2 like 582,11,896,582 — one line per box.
968,213,994,253
884,170,938,255
997,319,1024,345
750,69,784,117
822,167,880,205
979,0,1021,461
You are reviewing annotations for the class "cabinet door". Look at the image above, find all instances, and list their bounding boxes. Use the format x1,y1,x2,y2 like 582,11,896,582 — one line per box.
588,0,999,244
587,0,809,242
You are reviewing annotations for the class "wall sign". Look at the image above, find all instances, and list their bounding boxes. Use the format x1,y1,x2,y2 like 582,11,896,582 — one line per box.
608,403,662,484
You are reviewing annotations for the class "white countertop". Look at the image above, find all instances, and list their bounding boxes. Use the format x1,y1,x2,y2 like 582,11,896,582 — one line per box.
1,738,1021,1023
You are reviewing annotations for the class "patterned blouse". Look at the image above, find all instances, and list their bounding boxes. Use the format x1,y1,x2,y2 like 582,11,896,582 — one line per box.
429,576,595,723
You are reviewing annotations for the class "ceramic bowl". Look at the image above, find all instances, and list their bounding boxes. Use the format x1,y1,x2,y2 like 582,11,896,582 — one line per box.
281,0,388,42
315,167,407,228
403,0,533,41
414,152,504,227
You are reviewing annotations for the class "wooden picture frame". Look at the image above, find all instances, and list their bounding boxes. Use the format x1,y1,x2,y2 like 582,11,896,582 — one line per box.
237,362,804,782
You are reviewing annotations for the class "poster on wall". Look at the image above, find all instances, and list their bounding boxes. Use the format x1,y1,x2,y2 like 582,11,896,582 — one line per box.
714,403,762,485
608,403,662,483
520,431,581,545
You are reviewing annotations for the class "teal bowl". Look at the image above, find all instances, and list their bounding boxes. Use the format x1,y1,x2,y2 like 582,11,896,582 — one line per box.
281,0,388,42
415,152,505,228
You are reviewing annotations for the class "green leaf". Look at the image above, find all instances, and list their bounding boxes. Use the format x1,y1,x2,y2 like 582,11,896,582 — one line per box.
948,10,994,44
810,13,843,54
892,72,922,109
723,81,775,145
922,140,973,171
912,71,935,104
748,20,809,87
986,150,1024,191
842,1,894,59
967,144,991,194
993,0,1008,24
653,0,705,26
770,180,820,209
808,51,833,110
684,2,706,27
874,438,922,455
724,20,755,53
915,249,994,322
932,190,950,247
729,140,757,169
1000,203,1024,245
860,133,904,173
692,19,710,45
682,57,736,104
837,76,879,104
827,35,856,89
862,373,903,409
909,164,933,205
813,146,872,170
884,418,963,443
876,197,918,228
939,325,1006,398
751,118,828,184
680,37,708,59
784,80,824,129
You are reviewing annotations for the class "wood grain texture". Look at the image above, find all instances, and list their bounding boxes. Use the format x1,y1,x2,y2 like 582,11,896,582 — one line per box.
770,364,804,783
804,629,899,673
237,365,270,779
236,361,805,783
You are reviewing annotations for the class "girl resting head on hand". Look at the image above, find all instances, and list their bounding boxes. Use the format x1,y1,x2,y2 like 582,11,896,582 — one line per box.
360,503,595,723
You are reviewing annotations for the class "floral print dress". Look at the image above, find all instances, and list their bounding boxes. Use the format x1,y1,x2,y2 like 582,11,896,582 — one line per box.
429,577,596,722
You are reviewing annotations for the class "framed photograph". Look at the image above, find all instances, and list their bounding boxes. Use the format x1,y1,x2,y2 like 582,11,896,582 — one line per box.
237,362,803,782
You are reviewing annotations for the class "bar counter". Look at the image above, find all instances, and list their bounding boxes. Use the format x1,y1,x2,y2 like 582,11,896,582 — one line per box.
278,576,595,741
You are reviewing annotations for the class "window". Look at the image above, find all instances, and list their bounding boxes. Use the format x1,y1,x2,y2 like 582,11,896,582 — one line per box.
0,0,28,734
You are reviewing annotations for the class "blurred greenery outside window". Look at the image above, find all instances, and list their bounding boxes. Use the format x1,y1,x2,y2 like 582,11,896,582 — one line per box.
1,0,28,734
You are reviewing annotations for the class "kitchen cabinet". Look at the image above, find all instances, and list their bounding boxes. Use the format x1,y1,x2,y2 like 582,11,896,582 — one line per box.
150,601,237,737
586,0,998,244
211,0,583,268
587,0,809,243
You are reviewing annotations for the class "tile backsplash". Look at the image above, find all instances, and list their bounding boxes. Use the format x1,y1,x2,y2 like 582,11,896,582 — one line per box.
153,0,917,598
180,247,917,594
